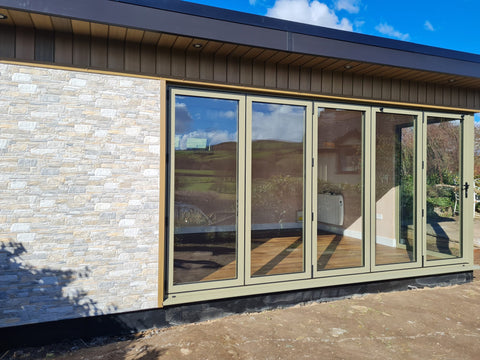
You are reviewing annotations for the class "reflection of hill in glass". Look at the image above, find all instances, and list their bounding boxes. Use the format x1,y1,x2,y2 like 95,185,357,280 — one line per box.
176,141,236,174
252,139,302,151
175,141,237,225
175,140,303,178
252,140,303,224
210,141,236,152
174,140,303,224
252,140,303,179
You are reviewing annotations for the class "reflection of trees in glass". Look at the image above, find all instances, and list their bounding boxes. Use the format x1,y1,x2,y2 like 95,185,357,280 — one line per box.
252,175,303,223
375,132,398,198
376,117,461,219
475,123,480,177
317,179,361,195
375,114,415,252
399,127,414,225
427,120,459,184
375,115,414,203
251,140,303,224
427,120,460,217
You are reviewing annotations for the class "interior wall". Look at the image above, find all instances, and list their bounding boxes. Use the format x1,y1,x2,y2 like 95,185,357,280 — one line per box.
0,62,160,327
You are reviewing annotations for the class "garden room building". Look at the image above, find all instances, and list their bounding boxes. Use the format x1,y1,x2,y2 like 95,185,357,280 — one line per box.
0,0,478,346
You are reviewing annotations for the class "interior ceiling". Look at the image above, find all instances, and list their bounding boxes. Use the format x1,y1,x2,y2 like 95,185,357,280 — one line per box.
1,8,480,89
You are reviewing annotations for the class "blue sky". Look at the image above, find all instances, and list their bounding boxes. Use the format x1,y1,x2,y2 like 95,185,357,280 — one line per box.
183,0,480,121
183,0,479,55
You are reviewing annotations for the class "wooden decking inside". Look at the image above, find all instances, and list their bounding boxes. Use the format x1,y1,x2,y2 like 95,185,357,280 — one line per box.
175,228,462,284
200,233,415,282
317,234,362,269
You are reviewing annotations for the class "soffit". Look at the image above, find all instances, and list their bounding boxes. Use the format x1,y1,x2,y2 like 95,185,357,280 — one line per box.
1,7,479,89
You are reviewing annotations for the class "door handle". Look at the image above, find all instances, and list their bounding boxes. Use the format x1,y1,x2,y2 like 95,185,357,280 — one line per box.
463,182,469,198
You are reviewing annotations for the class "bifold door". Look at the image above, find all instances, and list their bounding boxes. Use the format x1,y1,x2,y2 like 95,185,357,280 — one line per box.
372,108,423,271
168,89,245,292
168,88,473,294
423,113,473,266
312,104,371,277
245,97,312,284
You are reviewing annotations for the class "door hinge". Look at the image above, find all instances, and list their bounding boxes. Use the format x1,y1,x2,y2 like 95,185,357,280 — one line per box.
312,158,314,167
312,212,314,221
422,209,424,217
422,161,424,170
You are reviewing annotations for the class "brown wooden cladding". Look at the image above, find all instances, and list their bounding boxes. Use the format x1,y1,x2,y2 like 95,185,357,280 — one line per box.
1,23,479,110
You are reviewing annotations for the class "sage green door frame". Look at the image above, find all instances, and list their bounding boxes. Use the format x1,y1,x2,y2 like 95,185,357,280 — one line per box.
168,88,246,293
371,107,423,272
167,87,474,296
422,112,474,267
245,96,313,285
312,102,372,278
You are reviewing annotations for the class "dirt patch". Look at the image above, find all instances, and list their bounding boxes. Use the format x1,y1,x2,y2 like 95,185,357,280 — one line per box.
4,269,480,360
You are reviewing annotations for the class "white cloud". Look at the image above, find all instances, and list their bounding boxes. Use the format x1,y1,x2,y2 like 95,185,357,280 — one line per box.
249,0,256,4
354,19,365,30
206,109,236,119
175,102,193,134
424,20,435,31
335,0,360,14
266,0,353,31
375,23,410,41
252,104,304,142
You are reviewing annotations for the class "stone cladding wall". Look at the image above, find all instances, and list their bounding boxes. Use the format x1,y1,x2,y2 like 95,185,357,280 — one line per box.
0,63,160,327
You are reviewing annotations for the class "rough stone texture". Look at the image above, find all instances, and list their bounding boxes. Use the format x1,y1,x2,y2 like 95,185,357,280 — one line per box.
0,63,160,327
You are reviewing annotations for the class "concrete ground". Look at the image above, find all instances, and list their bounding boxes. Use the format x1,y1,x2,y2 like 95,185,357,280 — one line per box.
5,219,480,360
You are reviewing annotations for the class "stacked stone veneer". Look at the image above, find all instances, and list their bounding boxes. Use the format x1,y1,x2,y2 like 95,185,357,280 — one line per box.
0,63,160,327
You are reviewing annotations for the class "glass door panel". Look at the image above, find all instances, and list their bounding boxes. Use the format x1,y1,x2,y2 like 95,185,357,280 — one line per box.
171,91,243,288
315,107,364,272
249,100,307,279
425,116,462,261
375,112,417,266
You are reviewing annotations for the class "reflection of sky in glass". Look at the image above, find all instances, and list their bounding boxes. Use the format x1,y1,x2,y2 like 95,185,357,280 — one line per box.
252,102,305,142
175,95,238,150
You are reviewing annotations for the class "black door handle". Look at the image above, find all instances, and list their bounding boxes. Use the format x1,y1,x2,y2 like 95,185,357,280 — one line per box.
463,182,469,198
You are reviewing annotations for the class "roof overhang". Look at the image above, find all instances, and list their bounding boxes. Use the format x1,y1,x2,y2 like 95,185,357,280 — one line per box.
0,0,479,87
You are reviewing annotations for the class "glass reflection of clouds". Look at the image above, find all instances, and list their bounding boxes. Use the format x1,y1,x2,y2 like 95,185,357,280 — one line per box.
252,103,305,142
175,96,238,150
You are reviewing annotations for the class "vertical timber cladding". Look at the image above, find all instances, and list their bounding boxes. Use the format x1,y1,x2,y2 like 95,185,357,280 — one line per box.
0,63,161,327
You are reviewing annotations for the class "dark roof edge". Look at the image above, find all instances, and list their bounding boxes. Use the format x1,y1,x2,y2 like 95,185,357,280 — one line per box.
113,0,480,64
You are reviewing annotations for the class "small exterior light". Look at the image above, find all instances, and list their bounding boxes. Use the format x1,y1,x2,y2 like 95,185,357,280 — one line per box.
344,65,352,70
449,78,456,83
0,14,8,20
192,43,203,49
